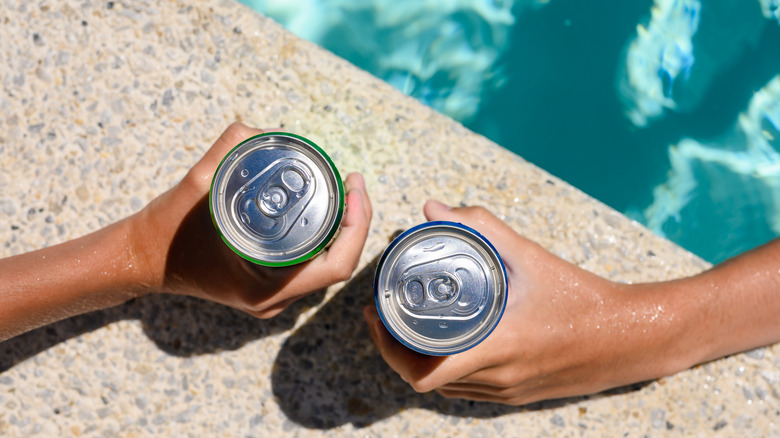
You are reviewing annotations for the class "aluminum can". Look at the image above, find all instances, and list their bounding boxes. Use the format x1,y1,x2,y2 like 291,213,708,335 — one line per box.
374,221,508,355
209,132,344,267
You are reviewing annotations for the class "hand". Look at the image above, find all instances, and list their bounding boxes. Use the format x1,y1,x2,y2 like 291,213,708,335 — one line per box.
131,123,373,318
364,200,698,405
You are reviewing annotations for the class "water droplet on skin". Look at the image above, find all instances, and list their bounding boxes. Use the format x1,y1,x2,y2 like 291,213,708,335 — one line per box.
240,169,249,177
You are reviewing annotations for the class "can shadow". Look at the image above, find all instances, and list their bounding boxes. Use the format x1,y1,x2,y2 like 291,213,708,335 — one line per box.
271,256,528,428
271,252,655,429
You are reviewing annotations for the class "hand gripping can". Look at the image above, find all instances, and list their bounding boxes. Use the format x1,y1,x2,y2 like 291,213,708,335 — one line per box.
209,132,344,267
374,221,508,355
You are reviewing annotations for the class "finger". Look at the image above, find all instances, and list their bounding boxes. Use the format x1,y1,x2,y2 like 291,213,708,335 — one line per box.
363,305,496,394
423,200,519,250
201,122,265,173
422,200,542,268
440,364,608,405
346,172,373,222
186,123,266,193
299,172,372,285
259,172,371,301
243,294,300,319
363,305,448,391
435,388,518,404
438,381,517,394
438,383,578,406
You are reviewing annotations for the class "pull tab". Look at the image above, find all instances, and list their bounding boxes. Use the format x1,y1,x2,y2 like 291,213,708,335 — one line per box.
258,165,311,217
402,272,459,310
397,255,487,319
238,192,288,240
233,159,315,241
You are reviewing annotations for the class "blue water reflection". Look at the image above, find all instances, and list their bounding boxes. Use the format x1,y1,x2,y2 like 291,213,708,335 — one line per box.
242,0,780,263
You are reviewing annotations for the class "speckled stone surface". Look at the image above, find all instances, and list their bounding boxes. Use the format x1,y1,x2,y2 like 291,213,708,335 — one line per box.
1,0,778,436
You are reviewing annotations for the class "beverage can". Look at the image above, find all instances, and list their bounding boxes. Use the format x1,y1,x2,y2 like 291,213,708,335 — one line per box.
210,132,344,266
374,221,508,355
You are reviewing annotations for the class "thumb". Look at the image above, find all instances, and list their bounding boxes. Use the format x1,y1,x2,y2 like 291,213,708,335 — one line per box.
422,200,526,258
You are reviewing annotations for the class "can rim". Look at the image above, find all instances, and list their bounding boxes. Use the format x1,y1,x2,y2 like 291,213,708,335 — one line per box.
209,132,345,267
373,220,508,356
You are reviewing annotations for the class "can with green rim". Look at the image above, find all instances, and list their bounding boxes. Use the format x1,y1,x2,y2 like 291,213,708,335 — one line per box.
209,132,344,267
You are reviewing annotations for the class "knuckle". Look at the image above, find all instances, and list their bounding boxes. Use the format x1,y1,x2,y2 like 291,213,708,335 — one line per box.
456,205,492,224
214,123,259,154
409,379,435,393
249,306,283,319
468,206,492,221
223,121,251,142
409,382,430,394
494,374,518,388
178,169,211,197
328,259,354,283
499,370,525,388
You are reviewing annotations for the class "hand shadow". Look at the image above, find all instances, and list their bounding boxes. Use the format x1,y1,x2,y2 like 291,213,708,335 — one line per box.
145,194,326,355
0,196,324,371
0,291,320,373
271,253,655,429
273,256,521,429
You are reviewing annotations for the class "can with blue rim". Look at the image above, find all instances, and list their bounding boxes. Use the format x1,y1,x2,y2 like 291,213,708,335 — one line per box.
209,132,344,267
374,221,508,355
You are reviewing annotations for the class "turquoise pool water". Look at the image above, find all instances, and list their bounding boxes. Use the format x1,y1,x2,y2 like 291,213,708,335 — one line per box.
241,0,780,264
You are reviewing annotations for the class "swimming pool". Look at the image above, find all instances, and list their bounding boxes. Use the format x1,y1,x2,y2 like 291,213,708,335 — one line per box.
240,0,780,263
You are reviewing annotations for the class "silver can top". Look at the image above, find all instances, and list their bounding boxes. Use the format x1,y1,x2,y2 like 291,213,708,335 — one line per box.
210,133,344,266
374,221,508,355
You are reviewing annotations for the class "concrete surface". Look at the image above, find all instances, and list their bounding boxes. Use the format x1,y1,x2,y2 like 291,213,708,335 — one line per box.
0,0,778,436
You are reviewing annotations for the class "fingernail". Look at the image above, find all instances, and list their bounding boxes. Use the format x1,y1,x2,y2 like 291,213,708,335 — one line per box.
345,173,366,193
354,173,366,189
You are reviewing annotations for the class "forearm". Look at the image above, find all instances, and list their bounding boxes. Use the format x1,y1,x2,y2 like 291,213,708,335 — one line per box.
562,238,780,391
627,238,780,378
683,238,780,363
0,217,148,342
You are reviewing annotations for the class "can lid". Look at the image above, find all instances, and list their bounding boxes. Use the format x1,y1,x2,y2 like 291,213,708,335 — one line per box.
374,221,508,355
210,133,344,266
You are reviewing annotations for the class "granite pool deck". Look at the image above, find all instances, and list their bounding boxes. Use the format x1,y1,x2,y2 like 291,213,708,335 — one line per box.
1,0,779,436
